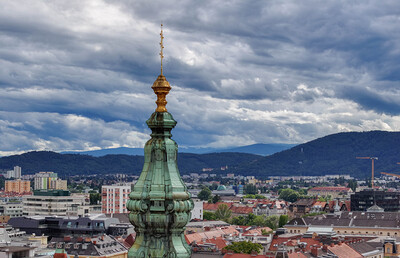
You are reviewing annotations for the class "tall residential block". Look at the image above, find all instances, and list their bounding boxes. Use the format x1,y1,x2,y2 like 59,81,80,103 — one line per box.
33,172,67,190
5,166,22,179
101,183,132,214
5,179,30,193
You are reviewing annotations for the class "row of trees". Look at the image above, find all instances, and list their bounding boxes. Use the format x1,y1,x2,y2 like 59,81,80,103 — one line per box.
203,204,232,221
231,213,288,230
223,241,262,254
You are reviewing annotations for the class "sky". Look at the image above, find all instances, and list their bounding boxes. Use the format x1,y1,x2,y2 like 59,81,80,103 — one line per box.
0,0,400,156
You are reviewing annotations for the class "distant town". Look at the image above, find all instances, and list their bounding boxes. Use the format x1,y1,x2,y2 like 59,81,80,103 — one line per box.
1,164,399,257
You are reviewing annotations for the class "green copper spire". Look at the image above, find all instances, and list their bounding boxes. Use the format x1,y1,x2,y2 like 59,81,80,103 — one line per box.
127,25,194,258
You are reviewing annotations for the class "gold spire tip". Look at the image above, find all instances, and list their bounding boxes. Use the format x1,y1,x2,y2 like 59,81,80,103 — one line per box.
152,23,171,112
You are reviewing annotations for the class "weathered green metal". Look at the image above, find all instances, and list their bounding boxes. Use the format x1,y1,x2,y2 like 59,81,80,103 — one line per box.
127,75,193,258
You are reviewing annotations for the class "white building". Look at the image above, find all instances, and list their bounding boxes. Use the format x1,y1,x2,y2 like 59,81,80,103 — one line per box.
22,190,87,216
5,166,21,179
102,183,132,214
190,201,203,220
34,172,58,190
0,201,23,218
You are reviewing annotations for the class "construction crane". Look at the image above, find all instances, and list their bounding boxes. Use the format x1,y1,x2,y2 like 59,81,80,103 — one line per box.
380,172,400,179
381,163,400,179
357,157,378,189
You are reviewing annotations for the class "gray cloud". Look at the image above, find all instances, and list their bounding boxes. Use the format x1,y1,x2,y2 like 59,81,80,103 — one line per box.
0,0,400,155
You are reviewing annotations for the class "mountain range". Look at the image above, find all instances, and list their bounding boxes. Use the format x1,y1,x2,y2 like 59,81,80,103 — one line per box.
61,143,296,156
1,130,399,178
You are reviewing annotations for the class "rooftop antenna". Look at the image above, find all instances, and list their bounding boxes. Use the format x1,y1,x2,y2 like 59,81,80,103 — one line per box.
159,23,164,75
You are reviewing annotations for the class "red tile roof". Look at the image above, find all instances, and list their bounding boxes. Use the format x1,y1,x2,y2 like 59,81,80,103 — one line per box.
288,252,307,258
327,243,362,258
203,202,233,211
309,187,351,192
231,206,253,214
185,226,239,244
205,237,228,249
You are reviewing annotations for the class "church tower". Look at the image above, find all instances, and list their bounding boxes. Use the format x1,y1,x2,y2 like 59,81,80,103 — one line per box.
127,25,194,258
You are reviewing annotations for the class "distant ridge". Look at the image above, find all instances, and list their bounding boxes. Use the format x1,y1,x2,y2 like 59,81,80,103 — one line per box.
61,143,296,157
236,130,400,178
0,151,260,176
2,131,400,178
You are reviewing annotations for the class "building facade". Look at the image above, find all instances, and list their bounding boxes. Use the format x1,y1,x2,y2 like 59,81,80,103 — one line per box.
22,190,87,216
101,183,132,214
34,172,67,190
308,186,353,198
5,166,21,179
351,189,400,212
286,211,400,237
0,201,23,218
34,172,58,190
9,214,125,238
191,201,203,220
5,179,30,193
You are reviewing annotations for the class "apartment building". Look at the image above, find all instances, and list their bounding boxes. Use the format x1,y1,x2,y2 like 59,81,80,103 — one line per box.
5,179,30,193
34,172,67,190
5,166,21,179
101,183,132,214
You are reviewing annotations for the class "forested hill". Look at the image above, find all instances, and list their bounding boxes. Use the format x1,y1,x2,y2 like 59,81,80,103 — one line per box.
0,151,261,177
235,131,400,178
1,131,399,178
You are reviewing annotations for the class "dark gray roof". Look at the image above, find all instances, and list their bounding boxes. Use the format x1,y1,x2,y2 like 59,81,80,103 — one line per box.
287,211,400,229
49,234,127,256
349,241,381,254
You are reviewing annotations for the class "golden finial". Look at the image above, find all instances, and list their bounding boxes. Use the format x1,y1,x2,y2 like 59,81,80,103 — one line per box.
160,23,164,75
152,23,171,112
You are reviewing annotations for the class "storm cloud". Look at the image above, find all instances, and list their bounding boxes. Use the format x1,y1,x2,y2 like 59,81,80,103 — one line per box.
0,0,399,156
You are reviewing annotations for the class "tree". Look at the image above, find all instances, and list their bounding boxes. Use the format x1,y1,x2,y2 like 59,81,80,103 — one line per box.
210,182,219,190
231,215,246,225
253,215,266,227
347,179,358,192
278,215,289,228
89,193,101,205
215,204,232,222
212,194,221,204
265,215,279,230
198,187,212,201
279,188,300,203
223,241,262,254
203,211,217,220
244,184,257,195
244,213,256,226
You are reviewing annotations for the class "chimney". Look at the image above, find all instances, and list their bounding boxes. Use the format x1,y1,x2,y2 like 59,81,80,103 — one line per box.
330,243,335,247
322,244,328,252
311,246,318,257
